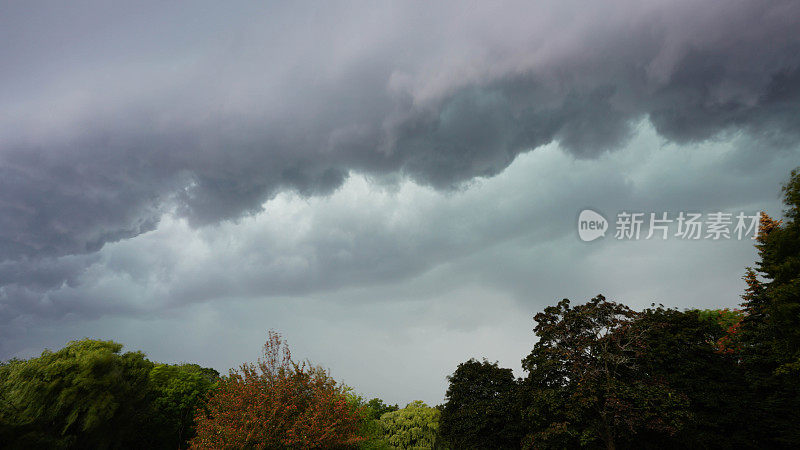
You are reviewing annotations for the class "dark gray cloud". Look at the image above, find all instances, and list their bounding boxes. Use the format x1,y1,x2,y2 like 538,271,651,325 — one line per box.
1,130,794,403
2,1,798,265
1,0,800,381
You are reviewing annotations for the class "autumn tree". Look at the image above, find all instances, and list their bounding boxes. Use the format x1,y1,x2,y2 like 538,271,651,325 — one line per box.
190,331,366,449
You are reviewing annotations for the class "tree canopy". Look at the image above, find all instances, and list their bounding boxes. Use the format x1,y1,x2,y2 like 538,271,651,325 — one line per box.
378,401,443,449
440,358,521,449
519,296,690,449
190,331,366,449
0,339,217,449
734,168,800,446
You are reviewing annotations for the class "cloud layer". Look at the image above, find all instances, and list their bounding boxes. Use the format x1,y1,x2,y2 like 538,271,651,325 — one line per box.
1,0,800,402
2,1,799,262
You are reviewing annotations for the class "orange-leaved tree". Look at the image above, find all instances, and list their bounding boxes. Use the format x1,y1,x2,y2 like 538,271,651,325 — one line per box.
190,331,365,449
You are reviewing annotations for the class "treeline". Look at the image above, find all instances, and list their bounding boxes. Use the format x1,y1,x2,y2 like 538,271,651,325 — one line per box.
2,168,800,449
0,340,218,448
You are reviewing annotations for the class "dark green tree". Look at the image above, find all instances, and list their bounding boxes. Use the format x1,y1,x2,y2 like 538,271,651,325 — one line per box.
363,397,400,421
521,296,689,450
149,363,219,449
440,358,522,449
737,168,800,447
632,307,753,449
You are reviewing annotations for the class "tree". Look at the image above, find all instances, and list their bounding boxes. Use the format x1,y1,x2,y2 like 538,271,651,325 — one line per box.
440,359,522,449
0,339,156,449
378,401,444,449
355,397,400,449
363,398,399,420
736,168,800,446
633,307,753,448
521,296,689,450
149,363,218,449
190,331,366,449
696,308,744,354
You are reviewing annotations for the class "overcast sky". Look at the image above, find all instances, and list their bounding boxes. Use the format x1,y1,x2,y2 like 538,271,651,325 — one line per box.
1,0,799,405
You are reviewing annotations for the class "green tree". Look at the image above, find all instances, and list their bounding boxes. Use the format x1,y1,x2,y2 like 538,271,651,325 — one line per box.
737,168,800,446
355,397,400,449
632,307,753,448
364,397,399,420
521,296,689,450
379,401,444,449
440,359,522,449
149,363,218,448
0,339,156,449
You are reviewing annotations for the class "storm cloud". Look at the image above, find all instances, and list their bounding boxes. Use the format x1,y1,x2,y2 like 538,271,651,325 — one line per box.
1,0,800,401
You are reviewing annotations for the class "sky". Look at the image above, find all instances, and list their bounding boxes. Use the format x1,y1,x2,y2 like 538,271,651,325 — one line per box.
1,0,799,406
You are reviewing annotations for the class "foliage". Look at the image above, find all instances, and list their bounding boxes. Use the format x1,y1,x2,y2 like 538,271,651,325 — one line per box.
0,339,219,449
378,401,444,449
356,397,400,449
440,358,522,449
696,308,744,354
735,168,800,446
0,339,156,449
520,296,690,449
149,363,219,448
363,397,399,420
634,307,753,448
190,331,366,449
